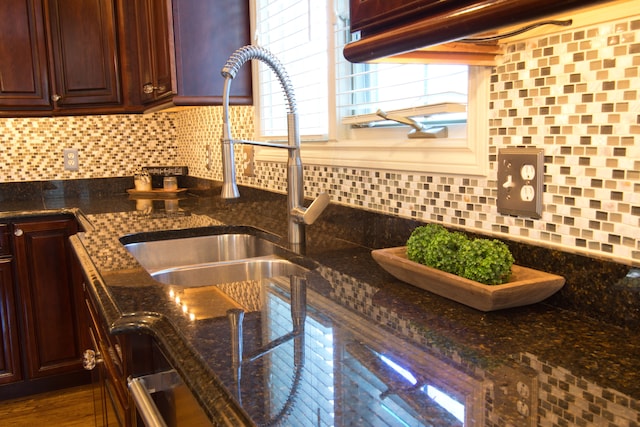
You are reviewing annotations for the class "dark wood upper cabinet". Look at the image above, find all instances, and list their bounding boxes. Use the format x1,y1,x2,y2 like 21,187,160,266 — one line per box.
133,0,175,106
0,0,51,111
1,0,252,116
133,0,253,110
46,0,122,108
344,0,617,63
0,0,124,116
350,0,475,36
170,0,252,106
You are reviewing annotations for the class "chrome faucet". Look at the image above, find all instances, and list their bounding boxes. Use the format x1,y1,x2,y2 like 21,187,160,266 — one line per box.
220,45,329,252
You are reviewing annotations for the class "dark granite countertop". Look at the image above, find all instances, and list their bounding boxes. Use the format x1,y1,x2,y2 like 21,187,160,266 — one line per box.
6,184,638,426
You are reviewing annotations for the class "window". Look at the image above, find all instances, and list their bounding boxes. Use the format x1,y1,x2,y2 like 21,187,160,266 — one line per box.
251,0,489,176
253,0,329,138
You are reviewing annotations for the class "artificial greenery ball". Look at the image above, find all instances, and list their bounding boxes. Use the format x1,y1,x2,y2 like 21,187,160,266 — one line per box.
458,238,514,285
406,224,447,265
406,225,515,285
422,231,468,276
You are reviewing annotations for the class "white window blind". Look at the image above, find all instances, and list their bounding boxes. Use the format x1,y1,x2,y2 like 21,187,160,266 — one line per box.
254,0,329,138
337,63,469,124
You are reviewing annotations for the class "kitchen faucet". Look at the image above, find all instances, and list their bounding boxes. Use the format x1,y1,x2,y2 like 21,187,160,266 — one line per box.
220,45,329,253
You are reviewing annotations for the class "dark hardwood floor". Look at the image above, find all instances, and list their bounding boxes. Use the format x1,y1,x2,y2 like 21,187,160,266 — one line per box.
0,384,94,426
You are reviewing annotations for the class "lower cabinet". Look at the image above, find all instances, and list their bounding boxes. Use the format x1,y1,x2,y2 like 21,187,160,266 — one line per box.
0,259,21,385
0,215,90,399
84,288,135,427
84,286,214,427
0,224,21,384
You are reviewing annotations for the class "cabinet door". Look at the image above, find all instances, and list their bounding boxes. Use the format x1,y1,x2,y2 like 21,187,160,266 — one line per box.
46,0,122,108
0,258,21,385
172,0,252,105
0,0,52,111
134,0,175,105
86,293,134,427
13,217,87,379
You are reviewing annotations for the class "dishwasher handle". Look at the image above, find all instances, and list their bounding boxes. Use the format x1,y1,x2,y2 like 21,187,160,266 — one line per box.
128,376,168,427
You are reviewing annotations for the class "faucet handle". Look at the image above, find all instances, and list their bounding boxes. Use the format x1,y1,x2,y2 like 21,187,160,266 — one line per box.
294,193,330,225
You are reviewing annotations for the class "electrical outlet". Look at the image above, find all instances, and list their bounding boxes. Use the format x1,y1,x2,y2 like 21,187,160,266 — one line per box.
497,148,544,218
63,148,79,171
489,362,538,427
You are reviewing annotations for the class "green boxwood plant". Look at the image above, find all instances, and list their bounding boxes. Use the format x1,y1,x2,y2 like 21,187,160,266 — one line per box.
406,225,514,285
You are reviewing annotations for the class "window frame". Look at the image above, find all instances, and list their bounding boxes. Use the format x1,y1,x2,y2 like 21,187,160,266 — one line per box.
249,0,490,177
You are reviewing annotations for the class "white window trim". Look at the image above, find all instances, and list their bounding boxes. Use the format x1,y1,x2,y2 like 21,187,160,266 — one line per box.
254,66,490,176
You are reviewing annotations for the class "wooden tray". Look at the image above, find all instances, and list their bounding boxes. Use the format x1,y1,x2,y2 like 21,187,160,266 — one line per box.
371,246,565,312
127,188,188,199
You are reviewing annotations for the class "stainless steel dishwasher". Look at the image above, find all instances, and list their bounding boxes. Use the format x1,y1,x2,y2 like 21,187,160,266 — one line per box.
128,369,213,427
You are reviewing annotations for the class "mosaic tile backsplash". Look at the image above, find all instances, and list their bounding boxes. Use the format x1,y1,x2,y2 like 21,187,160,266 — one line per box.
0,14,638,268
0,114,178,180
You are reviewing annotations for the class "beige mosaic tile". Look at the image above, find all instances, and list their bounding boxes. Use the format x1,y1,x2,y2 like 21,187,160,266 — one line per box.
0,114,178,180
173,106,254,181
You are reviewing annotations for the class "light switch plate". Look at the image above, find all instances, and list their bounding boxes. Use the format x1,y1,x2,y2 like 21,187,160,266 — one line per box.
497,148,544,218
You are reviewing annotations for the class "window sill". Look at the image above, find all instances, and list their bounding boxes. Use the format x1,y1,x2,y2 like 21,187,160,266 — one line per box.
255,136,487,176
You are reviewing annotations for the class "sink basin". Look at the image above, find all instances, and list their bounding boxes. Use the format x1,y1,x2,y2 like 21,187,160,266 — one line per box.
121,228,310,288
122,232,281,274
152,258,308,287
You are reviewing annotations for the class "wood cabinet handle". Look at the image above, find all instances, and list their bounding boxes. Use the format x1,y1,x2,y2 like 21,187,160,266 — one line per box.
51,94,61,102
13,228,23,237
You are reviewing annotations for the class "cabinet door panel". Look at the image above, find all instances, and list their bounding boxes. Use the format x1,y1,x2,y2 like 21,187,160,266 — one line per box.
0,0,51,110
0,259,21,385
135,0,175,105
13,218,85,379
46,0,121,107
172,0,252,105
86,294,133,426
150,0,174,100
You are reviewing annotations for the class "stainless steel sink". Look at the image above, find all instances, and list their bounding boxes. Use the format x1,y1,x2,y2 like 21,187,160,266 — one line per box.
121,230,310,287
152,258,308,287
123,233,281,274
